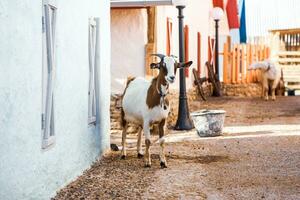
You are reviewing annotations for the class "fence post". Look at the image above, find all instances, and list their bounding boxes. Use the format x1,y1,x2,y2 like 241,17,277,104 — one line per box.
241,44,245,83
184,25,189,77
257,45,262,82
236,44,241,83
232,44,237,84
246,44,251,83
249,44,254,83
223,42,228,83
166,17,171,56
207,36,212,78
253,44,258,82
197,32,201,77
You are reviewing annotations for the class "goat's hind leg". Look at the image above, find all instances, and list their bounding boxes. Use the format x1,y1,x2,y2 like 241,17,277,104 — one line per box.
263,78,269,101
143,122,151,167
158,119,167,168
121,122,128,159
137,127,144,158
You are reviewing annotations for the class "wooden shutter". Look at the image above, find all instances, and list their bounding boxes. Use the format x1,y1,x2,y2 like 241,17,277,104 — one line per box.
88,18,99,125
42,0,57,149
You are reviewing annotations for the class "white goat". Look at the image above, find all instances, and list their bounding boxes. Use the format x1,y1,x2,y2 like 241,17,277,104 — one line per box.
121,54,192,168
249,59,282,100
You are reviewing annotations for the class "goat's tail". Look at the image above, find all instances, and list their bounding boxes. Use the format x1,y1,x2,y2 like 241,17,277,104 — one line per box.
120,76,136,128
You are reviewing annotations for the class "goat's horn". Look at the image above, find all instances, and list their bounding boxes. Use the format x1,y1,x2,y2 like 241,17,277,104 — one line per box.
151,53,165,60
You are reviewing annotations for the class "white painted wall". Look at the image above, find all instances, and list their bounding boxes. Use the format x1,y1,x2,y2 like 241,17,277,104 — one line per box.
0,0,110,199
246,0,300,37
111,8,148,94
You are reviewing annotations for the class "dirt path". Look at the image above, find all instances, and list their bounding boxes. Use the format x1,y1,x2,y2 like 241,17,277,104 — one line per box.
190,96,300,126
54,97,300,200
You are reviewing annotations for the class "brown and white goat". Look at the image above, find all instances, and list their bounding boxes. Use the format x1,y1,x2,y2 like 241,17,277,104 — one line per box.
121,54,192,168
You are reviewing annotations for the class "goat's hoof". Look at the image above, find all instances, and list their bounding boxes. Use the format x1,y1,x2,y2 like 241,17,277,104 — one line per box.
160,162,168,169
121,155,126,160
137,153,144,159
144,164,151,168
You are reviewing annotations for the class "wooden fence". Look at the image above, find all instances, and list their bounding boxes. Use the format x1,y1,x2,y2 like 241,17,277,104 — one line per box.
222,39,270,84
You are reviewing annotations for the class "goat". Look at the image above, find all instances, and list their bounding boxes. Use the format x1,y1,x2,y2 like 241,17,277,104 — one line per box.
249,59,282,100
121,54,192,168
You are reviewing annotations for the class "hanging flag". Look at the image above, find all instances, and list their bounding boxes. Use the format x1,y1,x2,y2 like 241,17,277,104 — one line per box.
213,0,224,9
226,0,240,44
239,0,247,43
226,0,239,29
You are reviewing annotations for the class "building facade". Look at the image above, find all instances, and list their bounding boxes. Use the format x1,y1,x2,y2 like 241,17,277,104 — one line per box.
0,0,111,199
110,0,230,94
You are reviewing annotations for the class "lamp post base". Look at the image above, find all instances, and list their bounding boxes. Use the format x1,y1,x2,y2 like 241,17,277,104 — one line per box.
174,96,194,130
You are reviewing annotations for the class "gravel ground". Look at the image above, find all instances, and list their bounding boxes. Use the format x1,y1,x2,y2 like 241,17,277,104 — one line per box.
54,96,300,200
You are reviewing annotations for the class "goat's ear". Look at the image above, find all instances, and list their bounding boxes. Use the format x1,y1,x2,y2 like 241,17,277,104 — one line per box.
177,61,193,68
150,63,160,69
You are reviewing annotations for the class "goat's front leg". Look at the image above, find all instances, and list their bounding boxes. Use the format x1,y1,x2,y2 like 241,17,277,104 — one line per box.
158,119,167,168
121,123,128,159
262,78,269,101
261,83,265,99
143,122,151,167
136,127,144,158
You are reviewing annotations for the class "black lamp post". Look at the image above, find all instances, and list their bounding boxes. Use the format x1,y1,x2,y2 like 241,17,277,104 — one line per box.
211,7,224,97
214,19,220,78
174,5,194,130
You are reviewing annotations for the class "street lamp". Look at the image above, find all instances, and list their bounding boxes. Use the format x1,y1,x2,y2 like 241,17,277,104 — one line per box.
211,7,224,97
174,3,194,130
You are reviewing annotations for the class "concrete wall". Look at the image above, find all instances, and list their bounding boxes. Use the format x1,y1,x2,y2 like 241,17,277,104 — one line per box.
111,8,148,94
0,0,110,199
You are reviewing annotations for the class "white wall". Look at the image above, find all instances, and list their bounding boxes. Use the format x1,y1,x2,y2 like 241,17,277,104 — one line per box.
111,8,148,94
0,0,110,199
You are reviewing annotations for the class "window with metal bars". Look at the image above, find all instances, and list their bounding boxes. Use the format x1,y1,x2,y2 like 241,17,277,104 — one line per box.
88,17,100,125
42,0,57,149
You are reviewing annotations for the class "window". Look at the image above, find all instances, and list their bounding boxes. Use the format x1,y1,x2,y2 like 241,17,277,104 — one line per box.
42,0,57,149
88,17,100,125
